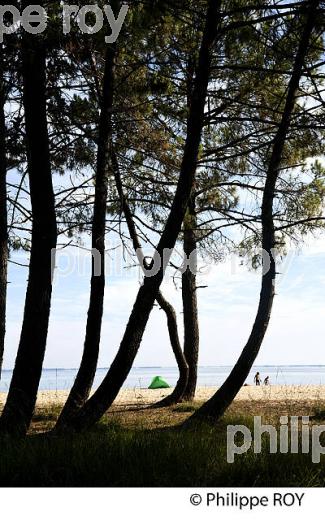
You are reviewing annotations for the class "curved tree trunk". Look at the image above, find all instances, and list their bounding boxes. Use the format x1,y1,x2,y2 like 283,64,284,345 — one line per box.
150,287,189,408
55,44,117,430
111,152,189,408
113,150,189,407
0,46,7,379
0,20,57,436
55,0,222,432
184,0,319,425
114,153,189,408
182,199,199,401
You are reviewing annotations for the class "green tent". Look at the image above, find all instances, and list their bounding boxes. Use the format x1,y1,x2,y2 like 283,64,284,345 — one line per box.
148,376,170,389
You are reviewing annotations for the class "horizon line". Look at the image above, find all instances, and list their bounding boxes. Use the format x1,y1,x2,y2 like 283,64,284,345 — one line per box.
3,364,325,371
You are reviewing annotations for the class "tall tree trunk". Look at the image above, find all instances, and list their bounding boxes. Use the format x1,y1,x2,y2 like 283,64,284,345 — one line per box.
111,150,189,409
0,20,57,436
182,198,199,401
55,0,222,432
158,50,200,406
55,44,117,430
0,46,7,379
184,0,319,425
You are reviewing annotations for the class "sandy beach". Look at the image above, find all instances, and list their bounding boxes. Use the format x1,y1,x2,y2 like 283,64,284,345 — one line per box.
2,384,325,408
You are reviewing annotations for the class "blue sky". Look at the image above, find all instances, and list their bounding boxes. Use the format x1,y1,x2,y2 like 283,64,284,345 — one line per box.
3,232,325,369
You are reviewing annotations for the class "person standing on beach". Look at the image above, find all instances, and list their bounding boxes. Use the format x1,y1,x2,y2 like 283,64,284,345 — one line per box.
254,372,261,386
264,376,270,386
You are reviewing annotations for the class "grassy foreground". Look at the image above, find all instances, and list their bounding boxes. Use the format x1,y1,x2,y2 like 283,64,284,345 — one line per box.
0,399,325,486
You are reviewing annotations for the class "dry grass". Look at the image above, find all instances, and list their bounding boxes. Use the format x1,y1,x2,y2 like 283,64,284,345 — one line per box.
25,397,325,433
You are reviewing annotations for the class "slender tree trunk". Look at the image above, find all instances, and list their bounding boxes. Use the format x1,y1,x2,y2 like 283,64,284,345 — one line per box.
184,0,319,425
0,46,7,379
55,0,222,432
182,198,199,401
55,44,117,430
110,150,189,408
112,149,189,408
153,291,189,407
159,52,199,406
179,54,199,403
0,22,57,436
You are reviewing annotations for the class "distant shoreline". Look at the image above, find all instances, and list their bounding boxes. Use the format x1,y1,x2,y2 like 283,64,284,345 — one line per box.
3,364,325,371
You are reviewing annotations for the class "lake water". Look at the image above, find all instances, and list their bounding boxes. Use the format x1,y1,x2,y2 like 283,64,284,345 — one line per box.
1,365,325,392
